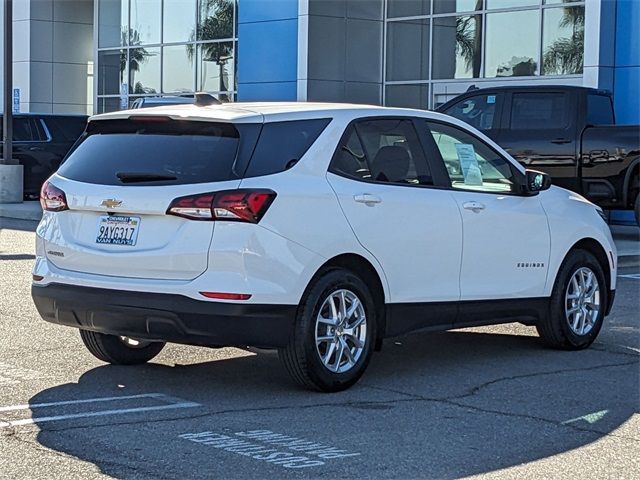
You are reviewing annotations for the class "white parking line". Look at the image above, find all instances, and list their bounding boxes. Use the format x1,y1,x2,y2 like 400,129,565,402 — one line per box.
0,393,165,413
0,393,201,428
618,273,640,279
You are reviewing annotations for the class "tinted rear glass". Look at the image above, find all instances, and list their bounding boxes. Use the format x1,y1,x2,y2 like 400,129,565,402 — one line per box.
510,93,568,130
45,116,88,142
243,119,331,178
587,94,614,125
58,119,250,186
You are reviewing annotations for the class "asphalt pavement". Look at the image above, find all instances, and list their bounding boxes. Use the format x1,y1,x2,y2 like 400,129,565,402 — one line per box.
0,218,638,479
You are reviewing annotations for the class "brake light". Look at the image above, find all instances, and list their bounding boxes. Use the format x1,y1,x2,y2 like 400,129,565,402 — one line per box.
167,189,276,223
40,181,69,212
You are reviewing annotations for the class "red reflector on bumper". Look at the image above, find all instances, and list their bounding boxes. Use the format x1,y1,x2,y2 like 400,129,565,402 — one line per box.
199,292,252,300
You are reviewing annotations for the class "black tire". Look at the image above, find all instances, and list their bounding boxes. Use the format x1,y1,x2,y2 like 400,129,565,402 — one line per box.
80,330,165,365
536,249,607,350
634,193,639,227
279,268,377,392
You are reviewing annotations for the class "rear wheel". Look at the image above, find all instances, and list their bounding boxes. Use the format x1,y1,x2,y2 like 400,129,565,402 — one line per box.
279,268,377,392
536,249,607,350
634,193,639,226
80,330,165,365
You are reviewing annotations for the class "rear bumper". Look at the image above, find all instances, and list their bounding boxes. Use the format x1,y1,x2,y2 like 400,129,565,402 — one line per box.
32,284,297,348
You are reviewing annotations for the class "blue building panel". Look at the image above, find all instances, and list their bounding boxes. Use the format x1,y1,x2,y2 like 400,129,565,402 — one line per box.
614,0,640,124
237,0,299,101
238,82,299,101
238,0,298,23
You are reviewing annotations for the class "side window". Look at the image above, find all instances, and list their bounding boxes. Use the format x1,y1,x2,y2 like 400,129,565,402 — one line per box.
244,118,331,178
332,119,433,186
442,93,499,131
510,92,568,130
427,122,519,194
13,117,35,142
587,94,614,125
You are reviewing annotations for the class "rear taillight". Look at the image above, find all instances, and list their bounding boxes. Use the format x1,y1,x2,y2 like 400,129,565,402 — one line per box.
40,181,69,212
167,189,276,223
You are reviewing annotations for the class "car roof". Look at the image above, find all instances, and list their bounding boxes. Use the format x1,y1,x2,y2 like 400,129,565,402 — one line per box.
89,102,443,124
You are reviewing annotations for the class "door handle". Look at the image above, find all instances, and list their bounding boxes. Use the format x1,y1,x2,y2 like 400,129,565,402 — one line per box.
551,138,571,145
462,201,485,213
354,194,382,205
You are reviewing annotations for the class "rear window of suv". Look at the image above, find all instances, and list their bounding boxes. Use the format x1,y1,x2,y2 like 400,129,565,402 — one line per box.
58,117,330,186
57,119,256,186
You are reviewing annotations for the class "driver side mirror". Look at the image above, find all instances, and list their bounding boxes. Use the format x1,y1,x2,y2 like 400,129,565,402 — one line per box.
525,169,552,194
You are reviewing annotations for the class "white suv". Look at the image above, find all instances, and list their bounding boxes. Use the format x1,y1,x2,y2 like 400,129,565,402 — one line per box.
32,102,617,392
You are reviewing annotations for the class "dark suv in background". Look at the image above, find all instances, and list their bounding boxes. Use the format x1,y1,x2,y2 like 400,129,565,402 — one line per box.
0,114,87,199
438,86,640,224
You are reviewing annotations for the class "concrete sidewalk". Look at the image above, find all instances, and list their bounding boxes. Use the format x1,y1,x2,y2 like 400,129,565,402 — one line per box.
1,201,638,265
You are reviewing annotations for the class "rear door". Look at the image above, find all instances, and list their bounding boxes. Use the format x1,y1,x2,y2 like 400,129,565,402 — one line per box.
499,90,579,191
42,118,256,281
327,118,463,333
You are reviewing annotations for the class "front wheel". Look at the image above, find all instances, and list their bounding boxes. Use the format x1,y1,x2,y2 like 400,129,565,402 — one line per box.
536,249,607,350
279,268,377,392
80,330,165,365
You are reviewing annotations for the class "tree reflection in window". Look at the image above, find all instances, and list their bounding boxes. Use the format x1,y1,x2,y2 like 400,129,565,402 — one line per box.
187,0,234,100
543,6,584,75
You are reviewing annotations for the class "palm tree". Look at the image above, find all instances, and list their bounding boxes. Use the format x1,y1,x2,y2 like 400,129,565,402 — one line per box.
186,0,234,99
455,0,482,78
543,6,585,75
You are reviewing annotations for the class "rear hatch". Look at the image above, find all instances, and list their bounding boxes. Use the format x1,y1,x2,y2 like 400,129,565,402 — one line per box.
43,117,257,280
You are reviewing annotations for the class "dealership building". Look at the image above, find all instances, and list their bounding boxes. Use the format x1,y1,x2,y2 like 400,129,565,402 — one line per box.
0,0,638,124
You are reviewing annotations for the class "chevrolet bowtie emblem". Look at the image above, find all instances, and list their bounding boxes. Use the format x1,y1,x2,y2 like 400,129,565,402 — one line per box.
100,198,123,209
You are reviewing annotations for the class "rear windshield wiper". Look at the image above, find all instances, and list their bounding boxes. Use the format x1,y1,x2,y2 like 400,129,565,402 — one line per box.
116,172,178,183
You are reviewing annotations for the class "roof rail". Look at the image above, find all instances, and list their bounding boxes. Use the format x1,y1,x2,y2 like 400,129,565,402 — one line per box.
194,92,222,106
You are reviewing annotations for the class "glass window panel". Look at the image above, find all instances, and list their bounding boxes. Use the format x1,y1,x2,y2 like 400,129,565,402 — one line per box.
197,42,234,96
545,0,579,4
98,0,128,48
542,6,584,75
486,0,538,9
510,92,569,129
433,0,482,14
163,0,197,43
385,84,429,109
587,94,614,125
163,45,195,93
198,0,234,40
130,0,161,45
485,9,540,77
427,122,517,193
441,93,501,131
97,97,121,114
387,0,430,18
129,47,160,94
97,50,127,95
386,20,430,81
433,15,481,79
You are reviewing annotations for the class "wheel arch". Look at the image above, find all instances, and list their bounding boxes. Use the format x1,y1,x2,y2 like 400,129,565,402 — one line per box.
554,238,614,316
306,253,388,341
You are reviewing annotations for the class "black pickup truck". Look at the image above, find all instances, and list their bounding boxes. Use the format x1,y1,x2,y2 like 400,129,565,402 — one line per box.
1,113,87,199
437,86,640,224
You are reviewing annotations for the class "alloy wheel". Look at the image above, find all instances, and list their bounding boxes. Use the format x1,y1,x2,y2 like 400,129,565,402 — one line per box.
565,267,601,336
315,289,367,373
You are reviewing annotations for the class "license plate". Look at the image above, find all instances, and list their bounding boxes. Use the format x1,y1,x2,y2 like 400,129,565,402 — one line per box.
96,215,140,246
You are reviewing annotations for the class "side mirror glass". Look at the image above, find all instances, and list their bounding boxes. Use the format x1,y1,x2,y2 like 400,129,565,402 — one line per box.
525,169,551,193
